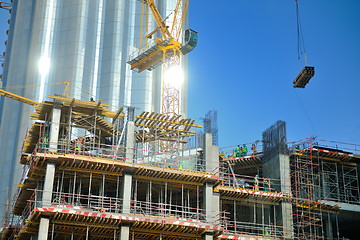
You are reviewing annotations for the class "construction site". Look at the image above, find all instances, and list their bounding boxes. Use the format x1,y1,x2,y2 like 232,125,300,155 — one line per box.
0,0,360,240
0,95,359,240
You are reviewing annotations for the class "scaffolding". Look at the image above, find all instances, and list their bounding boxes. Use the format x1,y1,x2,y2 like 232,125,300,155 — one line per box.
291,138,324,239
1,96,229,240
2,96,359,239
218,140,293,239
292,139,360,206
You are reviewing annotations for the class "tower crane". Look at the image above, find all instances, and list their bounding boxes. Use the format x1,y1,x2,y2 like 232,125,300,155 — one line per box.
127,0,198,117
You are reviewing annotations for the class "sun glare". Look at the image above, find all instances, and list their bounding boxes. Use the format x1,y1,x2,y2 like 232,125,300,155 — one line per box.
164,65,183,88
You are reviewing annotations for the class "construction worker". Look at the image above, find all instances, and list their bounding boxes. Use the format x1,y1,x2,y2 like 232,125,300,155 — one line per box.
41,133,49,152
264,226,270,236
242,144,247,157
251,143,257,154
235,145,241,157
75,137,83,153
264,178,271,192
254,174,259,191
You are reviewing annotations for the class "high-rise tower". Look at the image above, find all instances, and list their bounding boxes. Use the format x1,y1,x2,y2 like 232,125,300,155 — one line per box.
0,0,188,220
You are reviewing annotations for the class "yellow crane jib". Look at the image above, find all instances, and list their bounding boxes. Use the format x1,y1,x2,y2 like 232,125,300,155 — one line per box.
0,89,39,106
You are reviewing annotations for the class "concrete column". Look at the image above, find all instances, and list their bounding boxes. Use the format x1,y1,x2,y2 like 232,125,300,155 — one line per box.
121,172,132,214
42,162,56,207
263,153,294,239
38,216,50,240
49,106,61,152
326,212,334,240
203,182,213,221
125,121,135,163
204,133,219,175
357,164,360,193
119,223,130,240
203,133,220,228
279,154,294,239
203,182,219,224
203,232,213,240
121,121,134,214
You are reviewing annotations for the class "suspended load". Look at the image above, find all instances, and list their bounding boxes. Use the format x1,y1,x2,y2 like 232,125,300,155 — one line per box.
293,66,315,88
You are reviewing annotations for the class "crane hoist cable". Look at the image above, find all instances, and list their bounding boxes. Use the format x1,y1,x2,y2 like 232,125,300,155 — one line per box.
292,1,317,134
295,0,307,65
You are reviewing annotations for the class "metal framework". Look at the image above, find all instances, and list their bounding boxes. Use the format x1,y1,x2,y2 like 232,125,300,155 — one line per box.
291,140,324,239
204,110,218,146
262,120,288,160
321,156,360,204
217,142,294,239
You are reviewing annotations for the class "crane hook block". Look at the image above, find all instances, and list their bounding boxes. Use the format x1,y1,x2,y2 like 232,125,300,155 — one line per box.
293,66,315,88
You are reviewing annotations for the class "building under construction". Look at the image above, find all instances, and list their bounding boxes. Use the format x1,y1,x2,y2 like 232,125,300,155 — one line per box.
0,96,359,240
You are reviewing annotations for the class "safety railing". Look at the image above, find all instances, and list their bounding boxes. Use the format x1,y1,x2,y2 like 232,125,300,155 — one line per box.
223,220,287,238
130,200,208,222
221,142,264,159
220,172,291,194
19,189,223,226
34,140,206,172
128,37,169,62
289,139,360,157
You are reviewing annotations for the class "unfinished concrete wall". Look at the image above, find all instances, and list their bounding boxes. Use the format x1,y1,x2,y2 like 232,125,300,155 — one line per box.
263,153,293,239
262,121,293,239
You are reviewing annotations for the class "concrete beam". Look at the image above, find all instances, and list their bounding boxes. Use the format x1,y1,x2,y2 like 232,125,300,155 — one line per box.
319,200,360,212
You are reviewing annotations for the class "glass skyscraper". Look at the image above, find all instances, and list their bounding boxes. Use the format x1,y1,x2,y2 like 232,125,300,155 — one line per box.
0,0,188,221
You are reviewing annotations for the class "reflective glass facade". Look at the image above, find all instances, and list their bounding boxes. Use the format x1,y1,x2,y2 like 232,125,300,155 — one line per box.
0,0,188,220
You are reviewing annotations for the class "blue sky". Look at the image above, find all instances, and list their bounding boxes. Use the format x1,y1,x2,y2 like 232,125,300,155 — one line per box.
0,1,359,149
187,0,360,148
